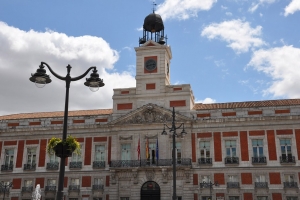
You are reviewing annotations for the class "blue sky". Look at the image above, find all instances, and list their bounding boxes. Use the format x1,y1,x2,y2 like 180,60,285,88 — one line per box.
0,0,300,115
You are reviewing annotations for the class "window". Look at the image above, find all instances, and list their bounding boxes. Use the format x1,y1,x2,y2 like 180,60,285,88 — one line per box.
257,197,268,200
280,139,292,161
71,148,82,162
121,144,131,160
200,175,211,188
173,142,181,162
70,178,79,186
228,197,239,200
120,198,129,200
47,179,56,186
94,178,103,185
284,174,294,182
49,152,58,163
95,145,105,161
202,197,211,200
228,175,238,182
287,197,298,200
24,180,33,186
149,143,157,163
27,148,36,166
4,149,14,166
255,175,266,182
252,139,263,157
225,141,236,157
200,141,210,158
93,198,103,200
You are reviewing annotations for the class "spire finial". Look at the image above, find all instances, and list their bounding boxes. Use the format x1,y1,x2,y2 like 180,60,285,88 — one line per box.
152,1,157,13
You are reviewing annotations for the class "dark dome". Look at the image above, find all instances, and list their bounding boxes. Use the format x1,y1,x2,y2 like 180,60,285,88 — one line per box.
143,13,164,33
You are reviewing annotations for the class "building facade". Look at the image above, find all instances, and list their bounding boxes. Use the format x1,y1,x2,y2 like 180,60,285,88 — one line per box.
1,13,300,200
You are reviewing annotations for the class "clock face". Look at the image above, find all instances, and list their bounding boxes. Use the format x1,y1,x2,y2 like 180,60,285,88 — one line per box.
145,59,157,71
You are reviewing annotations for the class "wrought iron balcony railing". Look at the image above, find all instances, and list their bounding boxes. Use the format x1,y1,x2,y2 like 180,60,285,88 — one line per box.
1,164,13,171
255,182,268,188
93,161,105,168
225,157,239,164
68,185,80,191
22,186,33,192
45,186,56,192
0,188,10,193
46,162,59,170
200,183,211,188
198,158,212,165
284,182,298,188
23,163,36,171
252,157,267,164
227,182,240,188
92,184,104,190
110,158,191,168
69,162,82,169
280,156,295,163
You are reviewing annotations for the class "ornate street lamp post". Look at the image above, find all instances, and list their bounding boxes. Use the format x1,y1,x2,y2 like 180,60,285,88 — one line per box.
0,182,13,200
29,62,104,200
200,181,219,200
161,107,187,200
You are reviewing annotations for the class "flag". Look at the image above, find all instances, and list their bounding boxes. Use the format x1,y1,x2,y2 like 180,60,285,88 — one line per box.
146,138,149,159
156,137,159,160
137,137,140,160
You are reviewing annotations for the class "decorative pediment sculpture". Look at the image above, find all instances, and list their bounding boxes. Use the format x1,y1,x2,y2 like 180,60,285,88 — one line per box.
109,103,191,125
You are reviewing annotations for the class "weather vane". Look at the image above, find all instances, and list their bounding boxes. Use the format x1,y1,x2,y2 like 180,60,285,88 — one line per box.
152,1,157,13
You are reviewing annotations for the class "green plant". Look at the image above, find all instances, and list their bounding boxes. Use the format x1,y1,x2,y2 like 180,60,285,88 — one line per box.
46,135,81,155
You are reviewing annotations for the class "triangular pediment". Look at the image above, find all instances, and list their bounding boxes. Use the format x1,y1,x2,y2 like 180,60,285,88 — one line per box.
109,103,191,125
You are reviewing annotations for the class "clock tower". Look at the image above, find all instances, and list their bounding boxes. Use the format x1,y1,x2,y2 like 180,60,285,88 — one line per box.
112,12,194,118
135,12,171,95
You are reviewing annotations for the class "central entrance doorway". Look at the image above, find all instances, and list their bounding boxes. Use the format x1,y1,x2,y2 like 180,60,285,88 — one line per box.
141,181,160,200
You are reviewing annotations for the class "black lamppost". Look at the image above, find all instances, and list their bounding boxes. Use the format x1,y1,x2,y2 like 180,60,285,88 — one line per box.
200,181,219,200
29,62,104,200
161,107,187,200
0,182,13,200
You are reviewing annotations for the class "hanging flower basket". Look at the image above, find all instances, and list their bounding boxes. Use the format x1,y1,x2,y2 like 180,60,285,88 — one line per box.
47,135,81,158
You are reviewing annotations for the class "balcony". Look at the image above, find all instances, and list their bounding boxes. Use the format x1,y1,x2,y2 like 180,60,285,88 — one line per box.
1,164,13,172
0,188,10,193
93,161,105,169
23,163,36,171
198,158,212,165
22,186,33,192
45,186,56,192
110,158,191,168
252,157,267,164
227,182,240,188
92,184,104,191
68,185,80,192
280,156,295,164
225,157,239,164
284,182,298,188
255,182,268,188
200,183,211,188
69,162,82,169
46,162,59,170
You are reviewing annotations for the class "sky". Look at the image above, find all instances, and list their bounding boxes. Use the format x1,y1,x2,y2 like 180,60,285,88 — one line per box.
0,0,300,116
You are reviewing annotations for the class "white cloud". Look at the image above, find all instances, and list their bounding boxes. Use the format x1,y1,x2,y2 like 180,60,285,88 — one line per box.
225,12,233,16
284,0,300,16
195,98,216,104
0,21,136,115
248,45,300,98
201,19,265,53
249,0,276,13
156,0,217,21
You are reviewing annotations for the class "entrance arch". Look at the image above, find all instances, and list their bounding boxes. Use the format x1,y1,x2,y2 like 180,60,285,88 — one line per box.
141,181,160,200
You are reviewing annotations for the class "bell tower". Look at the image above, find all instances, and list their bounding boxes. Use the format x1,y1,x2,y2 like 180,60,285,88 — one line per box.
135,12,171,95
